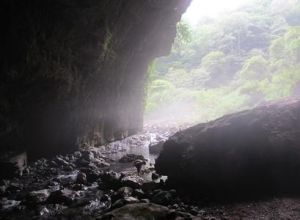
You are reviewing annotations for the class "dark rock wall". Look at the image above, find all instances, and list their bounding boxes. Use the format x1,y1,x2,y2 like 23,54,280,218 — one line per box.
0,0,191,158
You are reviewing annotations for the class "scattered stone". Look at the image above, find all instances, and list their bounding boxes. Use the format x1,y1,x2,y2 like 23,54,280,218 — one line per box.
119,154,145,163
76,158,90,167
27,189,50,203
133,189,145,199
151,190,174,206
0,198,21,211
99,172,122,190
141,182,160,193
151,172,160,181
0,124,202,219
54,156,69,167
140,198,150,203
92,158,110,168
149,141,164,154
73,151,82,158
81,151,94,161
133,159,147,174
76,172,87,184
81,168,102,183
56,171,79,186
116,187,133,198
38,206,50,216
111,199,125,209
83,198,108,215
6,182,23,192
47,189,79,205
121,175,143,189
123,196,139,204
98,203,193,220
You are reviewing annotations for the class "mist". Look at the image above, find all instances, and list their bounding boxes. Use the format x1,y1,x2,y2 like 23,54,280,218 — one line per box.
144,0,300,126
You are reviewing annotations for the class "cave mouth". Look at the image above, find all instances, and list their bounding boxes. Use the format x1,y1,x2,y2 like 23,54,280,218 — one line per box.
1,1,300,218
144,0,300,127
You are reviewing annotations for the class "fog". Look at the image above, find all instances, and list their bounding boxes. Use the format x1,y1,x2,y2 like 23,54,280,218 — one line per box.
144,0,300,126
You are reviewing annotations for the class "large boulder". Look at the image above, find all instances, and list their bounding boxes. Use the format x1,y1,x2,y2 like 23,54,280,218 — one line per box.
156,99,300,199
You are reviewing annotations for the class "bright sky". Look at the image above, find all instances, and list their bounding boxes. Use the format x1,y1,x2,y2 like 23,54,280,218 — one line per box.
183,0,251,25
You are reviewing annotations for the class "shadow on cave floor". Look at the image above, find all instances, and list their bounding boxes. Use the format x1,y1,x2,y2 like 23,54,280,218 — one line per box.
1,123,300,219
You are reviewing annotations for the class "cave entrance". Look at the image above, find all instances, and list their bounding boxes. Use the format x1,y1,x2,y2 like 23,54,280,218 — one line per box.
144,0,300,127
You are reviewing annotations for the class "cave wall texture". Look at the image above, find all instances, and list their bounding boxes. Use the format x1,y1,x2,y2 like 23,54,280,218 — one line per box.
0,0,191,158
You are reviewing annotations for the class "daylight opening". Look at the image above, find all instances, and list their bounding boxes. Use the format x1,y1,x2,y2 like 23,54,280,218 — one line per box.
144,0,300,126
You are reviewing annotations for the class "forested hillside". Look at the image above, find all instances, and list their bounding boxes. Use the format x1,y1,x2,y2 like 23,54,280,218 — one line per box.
145,0,300,123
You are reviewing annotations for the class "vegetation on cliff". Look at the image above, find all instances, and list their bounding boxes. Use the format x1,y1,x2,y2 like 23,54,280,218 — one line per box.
145,0,300,123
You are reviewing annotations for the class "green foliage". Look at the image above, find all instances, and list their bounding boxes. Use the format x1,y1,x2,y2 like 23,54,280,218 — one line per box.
201,51,225,70
175,21,192,45
239,55,269,80
145,0,300,123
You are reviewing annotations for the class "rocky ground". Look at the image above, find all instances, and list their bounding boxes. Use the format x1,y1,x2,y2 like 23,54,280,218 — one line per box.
1,122,300,219
0,124,199,219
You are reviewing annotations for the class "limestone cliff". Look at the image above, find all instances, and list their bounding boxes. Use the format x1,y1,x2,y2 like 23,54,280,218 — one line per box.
0,0,191,158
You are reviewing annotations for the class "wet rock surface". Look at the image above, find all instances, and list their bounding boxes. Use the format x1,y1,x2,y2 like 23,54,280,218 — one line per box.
156,99,300,200
2,122,300,219
0,125,201,219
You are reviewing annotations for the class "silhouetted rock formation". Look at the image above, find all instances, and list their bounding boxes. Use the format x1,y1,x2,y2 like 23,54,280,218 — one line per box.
156,99,300,199
0,0,191,158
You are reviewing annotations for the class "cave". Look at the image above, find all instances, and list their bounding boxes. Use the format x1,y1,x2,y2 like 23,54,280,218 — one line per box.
0,0,190,159
1,0,300,219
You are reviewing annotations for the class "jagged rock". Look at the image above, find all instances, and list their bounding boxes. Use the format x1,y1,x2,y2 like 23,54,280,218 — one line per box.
133,159,147,174
141,182,160,193
111,196,139,208
27,189,50,204
116,187,133,198
99,172,122,190
81,151,94,161
47,189,79,205
73,151,82,159
55,172,78,186
121,176,144,189
76,172,87,184
92,158,110,168
0,198,21,211
156,99,300,199
0,180,9,195
123,196,139,204
111,199,125,209
54,156,69,167
151,190,174,206
151,172,160,181
133,189,145,199
99,194,111,210
81,168,103,183
149,141,164,154
97,203,195,220
6,182,23,193
76,158,90,167
119,154,145,163
140,199,150,203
